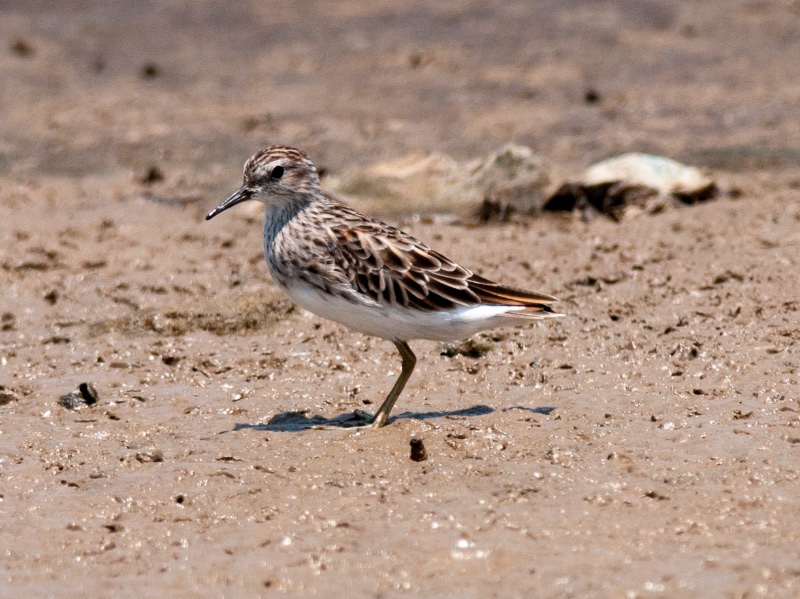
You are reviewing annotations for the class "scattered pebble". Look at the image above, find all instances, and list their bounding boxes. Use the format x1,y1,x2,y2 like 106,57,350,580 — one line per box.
44,289,59,305
0,385,20,406
11,39,34,57
644,490,669,501
410,438,428,462
58,383,99,409
584,88,601,104
139,166,164,185
140,62,160,79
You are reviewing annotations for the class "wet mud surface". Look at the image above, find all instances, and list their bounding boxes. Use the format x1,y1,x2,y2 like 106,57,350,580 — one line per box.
2,1,800,597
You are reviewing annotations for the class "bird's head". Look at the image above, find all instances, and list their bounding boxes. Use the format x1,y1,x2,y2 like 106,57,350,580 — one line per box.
206,146,320,220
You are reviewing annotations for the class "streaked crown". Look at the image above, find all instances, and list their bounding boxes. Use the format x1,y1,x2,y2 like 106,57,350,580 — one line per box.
243,145,321,195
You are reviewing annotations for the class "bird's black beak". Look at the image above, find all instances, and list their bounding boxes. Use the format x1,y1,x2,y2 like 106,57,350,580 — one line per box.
206,187,254,220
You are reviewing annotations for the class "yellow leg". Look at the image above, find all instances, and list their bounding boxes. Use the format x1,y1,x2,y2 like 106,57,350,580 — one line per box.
371,340,416,428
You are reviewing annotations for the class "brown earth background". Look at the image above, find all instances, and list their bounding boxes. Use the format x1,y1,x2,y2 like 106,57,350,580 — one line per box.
2,1,800,597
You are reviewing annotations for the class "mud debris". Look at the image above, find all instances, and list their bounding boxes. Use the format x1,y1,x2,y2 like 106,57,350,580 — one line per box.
546,153,718,220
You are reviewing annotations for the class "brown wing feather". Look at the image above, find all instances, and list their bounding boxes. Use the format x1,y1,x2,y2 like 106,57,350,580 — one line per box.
468,273,558,304
325,205,558,314
467,274,560,318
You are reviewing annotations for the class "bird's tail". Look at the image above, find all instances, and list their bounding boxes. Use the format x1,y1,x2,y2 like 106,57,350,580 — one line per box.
468,274,564,319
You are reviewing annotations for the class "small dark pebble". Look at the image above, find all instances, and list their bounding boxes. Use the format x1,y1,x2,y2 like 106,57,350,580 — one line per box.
139,166,164,185
410,438,428,462
59,382,99,409
78,382,98,401
161,355,180,366
11,39,34,57
644,490,669,501
408,52,427,68
584,88,601,104
44,289,59,305
141,62,160,79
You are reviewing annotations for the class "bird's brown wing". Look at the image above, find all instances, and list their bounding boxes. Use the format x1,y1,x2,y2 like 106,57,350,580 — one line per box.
326,215,558,315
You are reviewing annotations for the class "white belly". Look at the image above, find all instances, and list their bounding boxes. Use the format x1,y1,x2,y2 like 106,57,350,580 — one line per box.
278,279,537,342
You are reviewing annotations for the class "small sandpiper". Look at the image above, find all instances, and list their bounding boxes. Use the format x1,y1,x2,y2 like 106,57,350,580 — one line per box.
207,146,562,427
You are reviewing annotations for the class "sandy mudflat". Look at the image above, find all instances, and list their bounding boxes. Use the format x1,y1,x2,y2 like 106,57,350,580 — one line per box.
1,1,799,597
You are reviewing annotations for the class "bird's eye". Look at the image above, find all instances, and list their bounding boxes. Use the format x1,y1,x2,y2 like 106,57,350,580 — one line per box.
270,166,285,180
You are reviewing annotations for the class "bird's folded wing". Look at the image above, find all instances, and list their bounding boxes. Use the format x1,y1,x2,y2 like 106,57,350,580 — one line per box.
325,218,558,314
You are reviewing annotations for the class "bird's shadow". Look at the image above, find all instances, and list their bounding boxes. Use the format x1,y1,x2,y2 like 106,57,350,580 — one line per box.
224,404,556,433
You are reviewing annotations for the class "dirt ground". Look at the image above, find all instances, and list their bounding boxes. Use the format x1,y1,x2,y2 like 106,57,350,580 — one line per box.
2,1,800,597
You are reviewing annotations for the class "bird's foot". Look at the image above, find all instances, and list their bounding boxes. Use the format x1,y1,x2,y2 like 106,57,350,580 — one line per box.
333,409,378,428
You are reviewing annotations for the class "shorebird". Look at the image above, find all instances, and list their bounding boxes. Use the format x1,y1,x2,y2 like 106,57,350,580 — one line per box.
207,146,562,427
